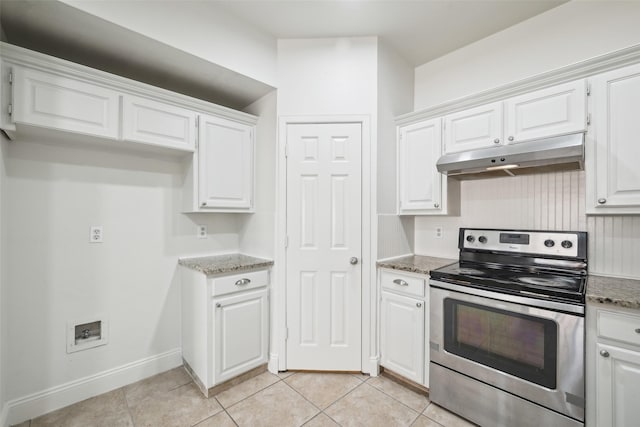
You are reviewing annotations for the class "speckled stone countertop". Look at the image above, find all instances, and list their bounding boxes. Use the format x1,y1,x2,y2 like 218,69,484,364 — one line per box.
586,275,640,310
179,254,274,276
377,255,456,275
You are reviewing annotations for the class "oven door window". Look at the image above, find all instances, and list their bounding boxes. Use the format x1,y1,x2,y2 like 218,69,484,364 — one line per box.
443,298,557,389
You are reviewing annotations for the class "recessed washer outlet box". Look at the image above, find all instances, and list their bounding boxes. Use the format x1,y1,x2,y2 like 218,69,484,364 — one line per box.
67,317,108,353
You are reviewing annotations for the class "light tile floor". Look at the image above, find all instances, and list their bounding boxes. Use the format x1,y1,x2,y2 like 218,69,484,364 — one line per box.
13,367,477,427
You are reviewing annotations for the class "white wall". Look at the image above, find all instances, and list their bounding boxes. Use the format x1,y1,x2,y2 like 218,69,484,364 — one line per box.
3,136,239,407
60,0,277,87
414,0,640,110
239,90,277,258
277,37,378,116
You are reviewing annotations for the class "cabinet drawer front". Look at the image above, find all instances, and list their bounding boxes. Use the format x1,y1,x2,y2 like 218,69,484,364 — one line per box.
13,67,120,139
380,270,426,298
211,269,269,297
597,310,640,347
122,95,196,151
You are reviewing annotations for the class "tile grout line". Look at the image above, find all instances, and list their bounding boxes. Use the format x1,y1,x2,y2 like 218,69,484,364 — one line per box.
367,378,430,415
214,395,240,427
216,373,285,411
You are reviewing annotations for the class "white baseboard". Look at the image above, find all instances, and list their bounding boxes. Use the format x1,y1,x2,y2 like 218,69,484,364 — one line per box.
268,353,279,374
1,402,8,427
5,348,182,427
368,356,381,377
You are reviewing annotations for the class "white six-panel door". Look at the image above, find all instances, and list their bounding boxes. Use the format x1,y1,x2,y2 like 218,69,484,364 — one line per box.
285,123,362,371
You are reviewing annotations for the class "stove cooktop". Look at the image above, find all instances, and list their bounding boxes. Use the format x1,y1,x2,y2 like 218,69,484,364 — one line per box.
430,261,586,304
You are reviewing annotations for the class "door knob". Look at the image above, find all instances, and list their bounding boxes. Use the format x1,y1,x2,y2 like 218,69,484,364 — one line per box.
600,350,610,358
350,257,359,265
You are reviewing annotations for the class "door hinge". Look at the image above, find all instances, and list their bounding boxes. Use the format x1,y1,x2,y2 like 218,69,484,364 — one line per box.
586,82,591,96
587,113,591,126
7,104,12,116
8,71,13,84
284,327,289,340
284,143,288,157
284,235,289,248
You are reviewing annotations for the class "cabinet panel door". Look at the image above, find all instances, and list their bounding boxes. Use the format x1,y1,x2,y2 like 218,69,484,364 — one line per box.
122,95,196,151
595,344,640,427
13,66,119,139
380,291,424,384
589,63,640,213
444,102,502,153
198,114,254,210
214,289,268,383
398,118,442,213
504,80,586,143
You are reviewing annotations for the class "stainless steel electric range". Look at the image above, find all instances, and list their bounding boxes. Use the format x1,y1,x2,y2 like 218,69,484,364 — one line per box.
429,228,587,427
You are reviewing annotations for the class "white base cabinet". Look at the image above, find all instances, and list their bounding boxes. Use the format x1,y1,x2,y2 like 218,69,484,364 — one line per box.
586,304,640,426
379,268,429,387
181,266,269,395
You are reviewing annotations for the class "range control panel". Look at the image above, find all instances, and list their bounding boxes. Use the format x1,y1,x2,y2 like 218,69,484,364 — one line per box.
461,229,585,258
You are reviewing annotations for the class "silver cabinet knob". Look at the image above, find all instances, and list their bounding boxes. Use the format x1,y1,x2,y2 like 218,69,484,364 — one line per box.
493,138,500,144
600,350,610,358
350,257,358,265
216,303,221,308
201,202,207,207
416,302,422,308
508,136,514,141
433,203,440,208
392,279,408,286
635,328,640,334
597,198,607,204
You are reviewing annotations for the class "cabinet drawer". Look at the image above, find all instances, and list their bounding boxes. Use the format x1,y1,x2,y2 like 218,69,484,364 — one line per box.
380,270,426,298
597,310,640,347
210,269,269,297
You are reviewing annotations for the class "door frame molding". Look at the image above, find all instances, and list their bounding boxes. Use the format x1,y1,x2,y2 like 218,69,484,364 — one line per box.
271,115,377,375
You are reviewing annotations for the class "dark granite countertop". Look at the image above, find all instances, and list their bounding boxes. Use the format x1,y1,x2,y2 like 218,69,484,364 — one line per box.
377,255,456,276
179,253,274,276
586,274,640,310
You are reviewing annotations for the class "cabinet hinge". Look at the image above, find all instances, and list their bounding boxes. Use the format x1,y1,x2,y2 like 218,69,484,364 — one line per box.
284,327,289,340
8,71,13,84
284,144,288,158
284,235,289,248
586,82,591,96
587,113,591,126
7,104,12,116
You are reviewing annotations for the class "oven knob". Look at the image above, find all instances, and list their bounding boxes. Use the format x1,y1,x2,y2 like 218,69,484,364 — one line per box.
478,236,487,244
561,240,573,249
466,235,475,243
544,239,555,248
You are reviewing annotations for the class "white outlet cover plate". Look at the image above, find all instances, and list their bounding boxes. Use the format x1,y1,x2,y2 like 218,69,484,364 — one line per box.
197,225,207,239
90,226,103,243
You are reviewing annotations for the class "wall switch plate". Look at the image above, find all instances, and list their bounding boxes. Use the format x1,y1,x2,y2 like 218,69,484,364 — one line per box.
197,225,207,239
90,226,103,243
435,227,443,239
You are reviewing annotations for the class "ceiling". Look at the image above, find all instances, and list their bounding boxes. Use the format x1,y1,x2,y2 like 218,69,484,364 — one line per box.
215,0,568,66
0,0,568,108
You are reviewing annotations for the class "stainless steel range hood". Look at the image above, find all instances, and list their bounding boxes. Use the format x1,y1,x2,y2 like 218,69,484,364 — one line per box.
436,133,584,179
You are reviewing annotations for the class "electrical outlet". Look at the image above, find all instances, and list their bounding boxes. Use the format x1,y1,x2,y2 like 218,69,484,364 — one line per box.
197,225,207,239
90,226,103,243
435,227,443,239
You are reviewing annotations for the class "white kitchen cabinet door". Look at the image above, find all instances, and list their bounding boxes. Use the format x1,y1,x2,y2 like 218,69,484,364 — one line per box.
504,80,586,144
214,288,268,384
380,291,425,384
587,63,640,214
122,94,196,151
12,66,119,139
444,102,502,154
198,114,254,210
398,118,443,214
594,343,640,427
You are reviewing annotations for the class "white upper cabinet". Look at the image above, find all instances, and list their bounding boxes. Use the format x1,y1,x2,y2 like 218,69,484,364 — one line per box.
12,66,120,139
443,80,586,154
398,118,443,213
122,94,196,151
504,80,587,143
587,63,640,214
444,102,502,153
196,114,254,211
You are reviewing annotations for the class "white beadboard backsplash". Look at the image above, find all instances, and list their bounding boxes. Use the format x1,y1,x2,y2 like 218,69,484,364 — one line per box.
414,170,640,279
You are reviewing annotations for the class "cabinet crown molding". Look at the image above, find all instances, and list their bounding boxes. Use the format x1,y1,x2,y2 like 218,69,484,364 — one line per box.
397,43,640,126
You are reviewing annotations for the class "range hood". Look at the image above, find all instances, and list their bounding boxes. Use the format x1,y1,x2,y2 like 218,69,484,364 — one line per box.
436,133,584,179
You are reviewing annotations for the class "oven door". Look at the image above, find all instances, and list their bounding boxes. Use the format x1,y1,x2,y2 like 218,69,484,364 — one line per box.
430,280,584,421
